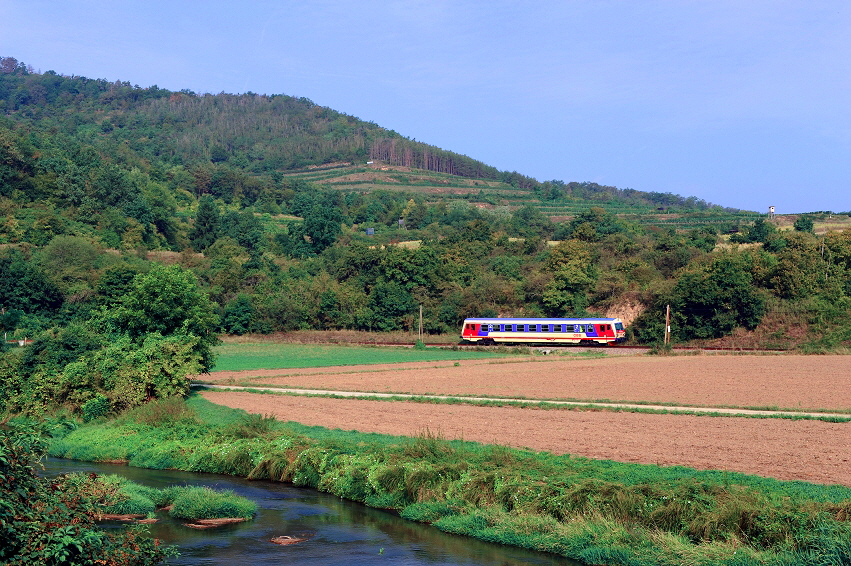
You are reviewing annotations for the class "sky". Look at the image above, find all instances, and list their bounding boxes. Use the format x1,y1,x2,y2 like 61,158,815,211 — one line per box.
3,0,850,213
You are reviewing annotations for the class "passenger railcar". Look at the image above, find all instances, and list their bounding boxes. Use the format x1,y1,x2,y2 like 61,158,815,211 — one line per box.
460,317,626,345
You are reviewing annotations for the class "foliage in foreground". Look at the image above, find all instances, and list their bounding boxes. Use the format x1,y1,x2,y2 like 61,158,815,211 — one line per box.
48,396,851,566
0,423,174,566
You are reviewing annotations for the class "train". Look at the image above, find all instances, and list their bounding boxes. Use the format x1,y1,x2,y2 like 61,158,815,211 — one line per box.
460,317,626,345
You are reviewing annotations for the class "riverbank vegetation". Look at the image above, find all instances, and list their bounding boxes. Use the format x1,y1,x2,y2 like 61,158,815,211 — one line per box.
61,473,257,521
47,395,851,565
0,423,176,565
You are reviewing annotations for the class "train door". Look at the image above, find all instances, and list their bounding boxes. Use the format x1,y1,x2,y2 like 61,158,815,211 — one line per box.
585,324,598,338
462,323,478,338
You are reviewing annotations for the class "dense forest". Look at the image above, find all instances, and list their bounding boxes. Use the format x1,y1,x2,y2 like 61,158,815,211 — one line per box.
2,55,851,416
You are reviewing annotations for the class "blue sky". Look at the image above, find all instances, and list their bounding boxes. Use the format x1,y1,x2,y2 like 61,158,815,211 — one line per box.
4,1,850,213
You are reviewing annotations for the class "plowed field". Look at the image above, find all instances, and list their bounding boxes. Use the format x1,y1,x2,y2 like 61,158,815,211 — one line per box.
199,354,851,486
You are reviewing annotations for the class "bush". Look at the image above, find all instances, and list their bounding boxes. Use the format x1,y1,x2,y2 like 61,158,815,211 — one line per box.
0,424,174,564
81,394,110,422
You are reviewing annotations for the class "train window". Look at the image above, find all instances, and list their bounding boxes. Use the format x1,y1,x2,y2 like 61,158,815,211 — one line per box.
573,324,581,333
542,324,550,332
615,322,624,331
553,324,561,332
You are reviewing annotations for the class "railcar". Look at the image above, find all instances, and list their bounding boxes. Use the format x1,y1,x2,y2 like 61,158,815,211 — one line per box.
460,317,626,345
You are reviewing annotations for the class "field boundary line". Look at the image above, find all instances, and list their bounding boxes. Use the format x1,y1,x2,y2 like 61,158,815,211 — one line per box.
192,384,851,420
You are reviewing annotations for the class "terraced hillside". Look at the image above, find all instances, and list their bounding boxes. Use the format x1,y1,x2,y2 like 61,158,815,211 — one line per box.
282,162,767,228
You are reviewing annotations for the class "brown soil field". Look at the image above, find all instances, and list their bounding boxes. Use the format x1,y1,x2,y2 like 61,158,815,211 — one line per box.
201,354,851,411
199,354,851,486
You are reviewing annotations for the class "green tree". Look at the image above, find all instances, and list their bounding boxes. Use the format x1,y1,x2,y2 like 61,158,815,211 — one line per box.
0,250,64,320
188,195,220,251
303,203,343,254
221,294,255,335
106,265,219,371
793,215,815,233
367,281,416,331
542,240,599,316
668,252,766,340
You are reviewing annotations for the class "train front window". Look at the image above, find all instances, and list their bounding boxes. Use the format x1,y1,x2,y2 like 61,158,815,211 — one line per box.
615,322,624,331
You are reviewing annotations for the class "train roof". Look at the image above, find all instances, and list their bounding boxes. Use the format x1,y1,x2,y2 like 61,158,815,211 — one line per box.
462,317,621,323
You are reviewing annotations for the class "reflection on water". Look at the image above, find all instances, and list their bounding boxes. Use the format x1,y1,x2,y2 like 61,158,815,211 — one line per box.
44,458,579,566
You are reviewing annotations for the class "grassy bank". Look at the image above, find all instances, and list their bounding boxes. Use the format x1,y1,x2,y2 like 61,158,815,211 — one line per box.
48,395,851,565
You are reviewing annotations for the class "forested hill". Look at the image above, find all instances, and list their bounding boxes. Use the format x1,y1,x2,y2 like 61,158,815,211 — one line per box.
3,54,851,367
0,56,721,211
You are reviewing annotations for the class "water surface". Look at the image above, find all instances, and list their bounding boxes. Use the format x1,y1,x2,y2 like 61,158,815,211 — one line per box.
45,458,578,565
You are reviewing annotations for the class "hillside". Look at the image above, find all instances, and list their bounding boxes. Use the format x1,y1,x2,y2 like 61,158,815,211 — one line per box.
1,55,851,359
0,55,752,222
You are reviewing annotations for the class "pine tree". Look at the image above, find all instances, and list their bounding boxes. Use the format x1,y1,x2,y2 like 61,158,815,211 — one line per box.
188,195,220,251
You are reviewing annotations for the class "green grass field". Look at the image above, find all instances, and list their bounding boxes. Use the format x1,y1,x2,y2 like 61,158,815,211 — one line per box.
211,343,514,372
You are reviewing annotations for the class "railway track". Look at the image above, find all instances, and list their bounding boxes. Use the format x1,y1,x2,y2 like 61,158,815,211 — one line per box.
347,342,790,353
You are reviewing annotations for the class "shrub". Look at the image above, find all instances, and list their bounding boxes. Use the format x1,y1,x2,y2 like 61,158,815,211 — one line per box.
81,394,110,422
118,396,199,426
0,425,174,564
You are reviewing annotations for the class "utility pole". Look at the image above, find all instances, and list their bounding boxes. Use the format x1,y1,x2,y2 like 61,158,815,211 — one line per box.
664,304,671,345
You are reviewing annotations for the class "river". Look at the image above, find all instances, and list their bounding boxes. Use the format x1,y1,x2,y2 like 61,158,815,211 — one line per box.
44,458,579,565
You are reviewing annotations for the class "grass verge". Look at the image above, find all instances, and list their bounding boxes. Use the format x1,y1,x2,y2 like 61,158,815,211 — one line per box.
46,395,851,565
211,342,520,371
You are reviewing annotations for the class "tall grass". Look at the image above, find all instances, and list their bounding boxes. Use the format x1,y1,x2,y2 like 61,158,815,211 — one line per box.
49,395,851,565
59,473,256,520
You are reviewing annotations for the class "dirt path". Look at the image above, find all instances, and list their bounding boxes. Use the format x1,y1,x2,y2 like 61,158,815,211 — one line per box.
198,354,851,486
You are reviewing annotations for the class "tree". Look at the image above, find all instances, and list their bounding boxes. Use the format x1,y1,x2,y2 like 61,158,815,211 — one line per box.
541,240,599,316
303,203,343,254
0,250,64,318
221,294,255,335
106,265,219,371
188,195,220,251
668,252,766,340
511,205,553,239
367,281,416,331
793,215,815,233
